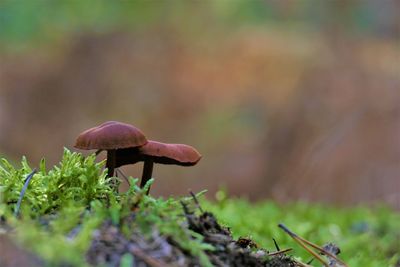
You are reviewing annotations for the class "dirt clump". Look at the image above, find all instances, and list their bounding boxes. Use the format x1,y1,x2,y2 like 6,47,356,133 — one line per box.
87,202,296,267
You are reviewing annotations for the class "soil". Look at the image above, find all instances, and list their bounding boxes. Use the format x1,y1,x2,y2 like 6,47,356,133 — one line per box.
0,235,42,267
87,202,296,267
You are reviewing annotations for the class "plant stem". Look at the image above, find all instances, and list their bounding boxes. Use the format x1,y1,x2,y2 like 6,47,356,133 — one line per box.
140,158,154,193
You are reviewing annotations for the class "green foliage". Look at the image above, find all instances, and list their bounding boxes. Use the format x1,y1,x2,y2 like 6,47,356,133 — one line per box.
0,0,387,50
120,253,134,267
1,151,399,267
203,193,400,267
0,0,165,47
0,148,112,218
0,150,213,266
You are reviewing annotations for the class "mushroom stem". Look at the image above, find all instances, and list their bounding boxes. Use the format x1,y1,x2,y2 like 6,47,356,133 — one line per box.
106,149,117,189
106,149,116,177
140,158,154,193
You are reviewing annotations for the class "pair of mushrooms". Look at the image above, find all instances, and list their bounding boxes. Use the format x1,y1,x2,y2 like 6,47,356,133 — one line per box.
74,121,201,193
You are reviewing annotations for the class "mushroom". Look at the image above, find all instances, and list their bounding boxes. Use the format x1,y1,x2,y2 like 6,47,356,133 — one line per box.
74,121,147,182
115,140,201,193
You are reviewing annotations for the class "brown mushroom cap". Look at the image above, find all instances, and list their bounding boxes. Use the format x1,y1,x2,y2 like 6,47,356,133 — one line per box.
74,121,147,150
114,140,202,168
114,140,201,192
139,140,201,166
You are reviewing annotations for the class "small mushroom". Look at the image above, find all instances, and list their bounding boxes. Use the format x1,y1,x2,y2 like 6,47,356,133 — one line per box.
74,121,147,182
115,140,201,193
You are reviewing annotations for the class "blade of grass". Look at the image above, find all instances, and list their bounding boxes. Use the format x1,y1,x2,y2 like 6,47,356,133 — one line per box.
14,169,37,217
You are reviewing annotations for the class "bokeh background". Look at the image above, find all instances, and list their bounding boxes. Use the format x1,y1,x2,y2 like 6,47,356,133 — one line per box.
0,0,399,208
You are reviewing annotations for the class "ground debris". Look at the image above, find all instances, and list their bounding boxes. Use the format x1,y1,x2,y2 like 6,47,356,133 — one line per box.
182,201,296,267
86,220,188,267
87,199,296,267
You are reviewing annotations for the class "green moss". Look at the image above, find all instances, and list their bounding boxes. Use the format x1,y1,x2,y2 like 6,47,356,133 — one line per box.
203,195,400,267
0,149,112,218
0,150,213,266
1,150,399,266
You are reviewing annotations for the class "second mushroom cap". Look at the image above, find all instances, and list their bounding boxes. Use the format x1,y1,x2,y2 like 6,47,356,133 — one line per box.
115,140,202,167
139,141,201,166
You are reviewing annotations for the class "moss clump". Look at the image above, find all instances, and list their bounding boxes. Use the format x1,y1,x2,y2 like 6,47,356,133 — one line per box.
0,149,295,266
0,149,112,218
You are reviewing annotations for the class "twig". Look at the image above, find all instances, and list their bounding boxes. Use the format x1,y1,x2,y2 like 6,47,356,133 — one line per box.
189,190,204,213
267,248,292,256
295,236,347,266
294,259,314,267
128,245,167,267
273,238,280,251
180,201,191,216
278,224,329,267
15,169,37,217
116,168,130,186
281,226,347,267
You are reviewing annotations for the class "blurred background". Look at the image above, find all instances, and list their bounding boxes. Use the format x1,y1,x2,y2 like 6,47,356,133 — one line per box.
0,0,399,208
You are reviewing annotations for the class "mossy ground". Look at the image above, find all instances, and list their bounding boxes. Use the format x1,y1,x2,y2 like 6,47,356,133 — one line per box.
0,149,399,266
0,149,294,266
204,193,400,266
